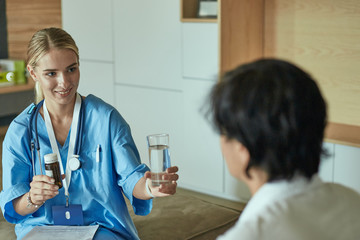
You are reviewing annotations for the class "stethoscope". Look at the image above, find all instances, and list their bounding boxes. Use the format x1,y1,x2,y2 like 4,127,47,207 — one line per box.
28,95,85,177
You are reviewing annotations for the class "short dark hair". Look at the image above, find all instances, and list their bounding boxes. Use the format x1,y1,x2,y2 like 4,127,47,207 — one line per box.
208,59,327,181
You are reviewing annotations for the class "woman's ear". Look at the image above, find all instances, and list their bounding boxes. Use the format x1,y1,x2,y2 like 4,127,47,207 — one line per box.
237,142,250,166
27,65,37,82
235,142,251,180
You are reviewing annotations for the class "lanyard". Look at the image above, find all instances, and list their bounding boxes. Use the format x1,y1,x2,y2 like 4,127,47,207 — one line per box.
43,93,81,205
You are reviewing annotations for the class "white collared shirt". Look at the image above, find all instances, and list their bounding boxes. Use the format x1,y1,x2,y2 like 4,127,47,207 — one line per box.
218,174,360,240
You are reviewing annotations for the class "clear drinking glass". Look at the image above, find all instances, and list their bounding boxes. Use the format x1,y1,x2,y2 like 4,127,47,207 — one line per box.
146,133,171,187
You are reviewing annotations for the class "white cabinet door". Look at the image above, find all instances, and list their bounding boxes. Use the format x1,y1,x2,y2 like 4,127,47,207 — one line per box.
319,142,335,182
62,0,113,62
78,61,114,106
182,23,219,80
113,1,182,90
181,79,224,194
115,85,183,169
334,144,360,194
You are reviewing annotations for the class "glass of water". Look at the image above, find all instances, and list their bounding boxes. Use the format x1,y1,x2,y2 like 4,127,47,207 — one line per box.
146,133,171,187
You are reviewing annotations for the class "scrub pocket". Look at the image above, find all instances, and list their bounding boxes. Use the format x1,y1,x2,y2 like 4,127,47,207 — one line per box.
72,147,107,195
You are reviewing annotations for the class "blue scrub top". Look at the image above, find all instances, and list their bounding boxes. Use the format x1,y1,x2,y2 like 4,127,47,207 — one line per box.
0,94,152,239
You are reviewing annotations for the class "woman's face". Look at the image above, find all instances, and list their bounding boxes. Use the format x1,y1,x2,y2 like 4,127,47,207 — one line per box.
29,48,80,107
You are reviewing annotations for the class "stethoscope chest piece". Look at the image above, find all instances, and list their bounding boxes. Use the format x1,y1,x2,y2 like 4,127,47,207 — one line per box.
69,155,81,171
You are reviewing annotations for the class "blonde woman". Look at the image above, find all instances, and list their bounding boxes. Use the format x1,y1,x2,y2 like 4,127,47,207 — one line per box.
0,28,178,239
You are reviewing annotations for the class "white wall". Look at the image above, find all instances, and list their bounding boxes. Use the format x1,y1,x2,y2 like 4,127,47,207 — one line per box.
182,23,219,80
113,1,182,91
62,0,360,202
62,0,115,105
333,144,360,193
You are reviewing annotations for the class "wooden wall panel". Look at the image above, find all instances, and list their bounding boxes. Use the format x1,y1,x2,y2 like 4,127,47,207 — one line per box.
219,0,264,74
6,0,61,60
264,0,360,129
325,122,360,148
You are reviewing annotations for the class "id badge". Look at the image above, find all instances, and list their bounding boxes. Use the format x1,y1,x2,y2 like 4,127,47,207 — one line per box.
52,205,84,225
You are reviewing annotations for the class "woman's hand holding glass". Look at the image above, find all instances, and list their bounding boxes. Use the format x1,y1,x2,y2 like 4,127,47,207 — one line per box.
145,166,179,197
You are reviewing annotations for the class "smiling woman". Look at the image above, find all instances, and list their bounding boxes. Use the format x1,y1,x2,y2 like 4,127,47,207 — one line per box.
26,28,80,105
28,49,80,108
0,27,179,240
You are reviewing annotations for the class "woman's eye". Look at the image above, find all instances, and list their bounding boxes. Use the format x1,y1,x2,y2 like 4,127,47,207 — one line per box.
68,67,77,73
46,72,56,77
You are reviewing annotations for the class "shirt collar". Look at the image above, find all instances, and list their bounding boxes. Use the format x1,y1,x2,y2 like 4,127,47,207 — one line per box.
239,174,323,222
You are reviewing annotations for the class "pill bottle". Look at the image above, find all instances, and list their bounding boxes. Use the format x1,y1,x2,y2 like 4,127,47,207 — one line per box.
44,153,63,189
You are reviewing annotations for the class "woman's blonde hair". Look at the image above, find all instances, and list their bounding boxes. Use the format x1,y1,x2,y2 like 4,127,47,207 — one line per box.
26,27,79,103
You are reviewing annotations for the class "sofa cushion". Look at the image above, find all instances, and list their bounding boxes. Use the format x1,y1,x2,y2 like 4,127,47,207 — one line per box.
128,192,241,240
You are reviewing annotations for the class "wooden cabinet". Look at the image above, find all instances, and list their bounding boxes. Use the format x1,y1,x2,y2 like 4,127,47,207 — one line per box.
179,0,263,200
182,0,360,147
181,0,264,75
219,0,264,74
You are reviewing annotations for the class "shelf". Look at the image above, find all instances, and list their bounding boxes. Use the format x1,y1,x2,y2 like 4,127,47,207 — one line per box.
181,0,218,23
181,18,217,23
325,122,360,148
0,79,34,94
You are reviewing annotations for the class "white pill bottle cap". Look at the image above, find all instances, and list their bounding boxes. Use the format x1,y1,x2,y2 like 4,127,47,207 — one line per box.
44,153,58,164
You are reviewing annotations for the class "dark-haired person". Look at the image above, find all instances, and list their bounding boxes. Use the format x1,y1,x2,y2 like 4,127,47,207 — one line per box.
208,59,360,240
